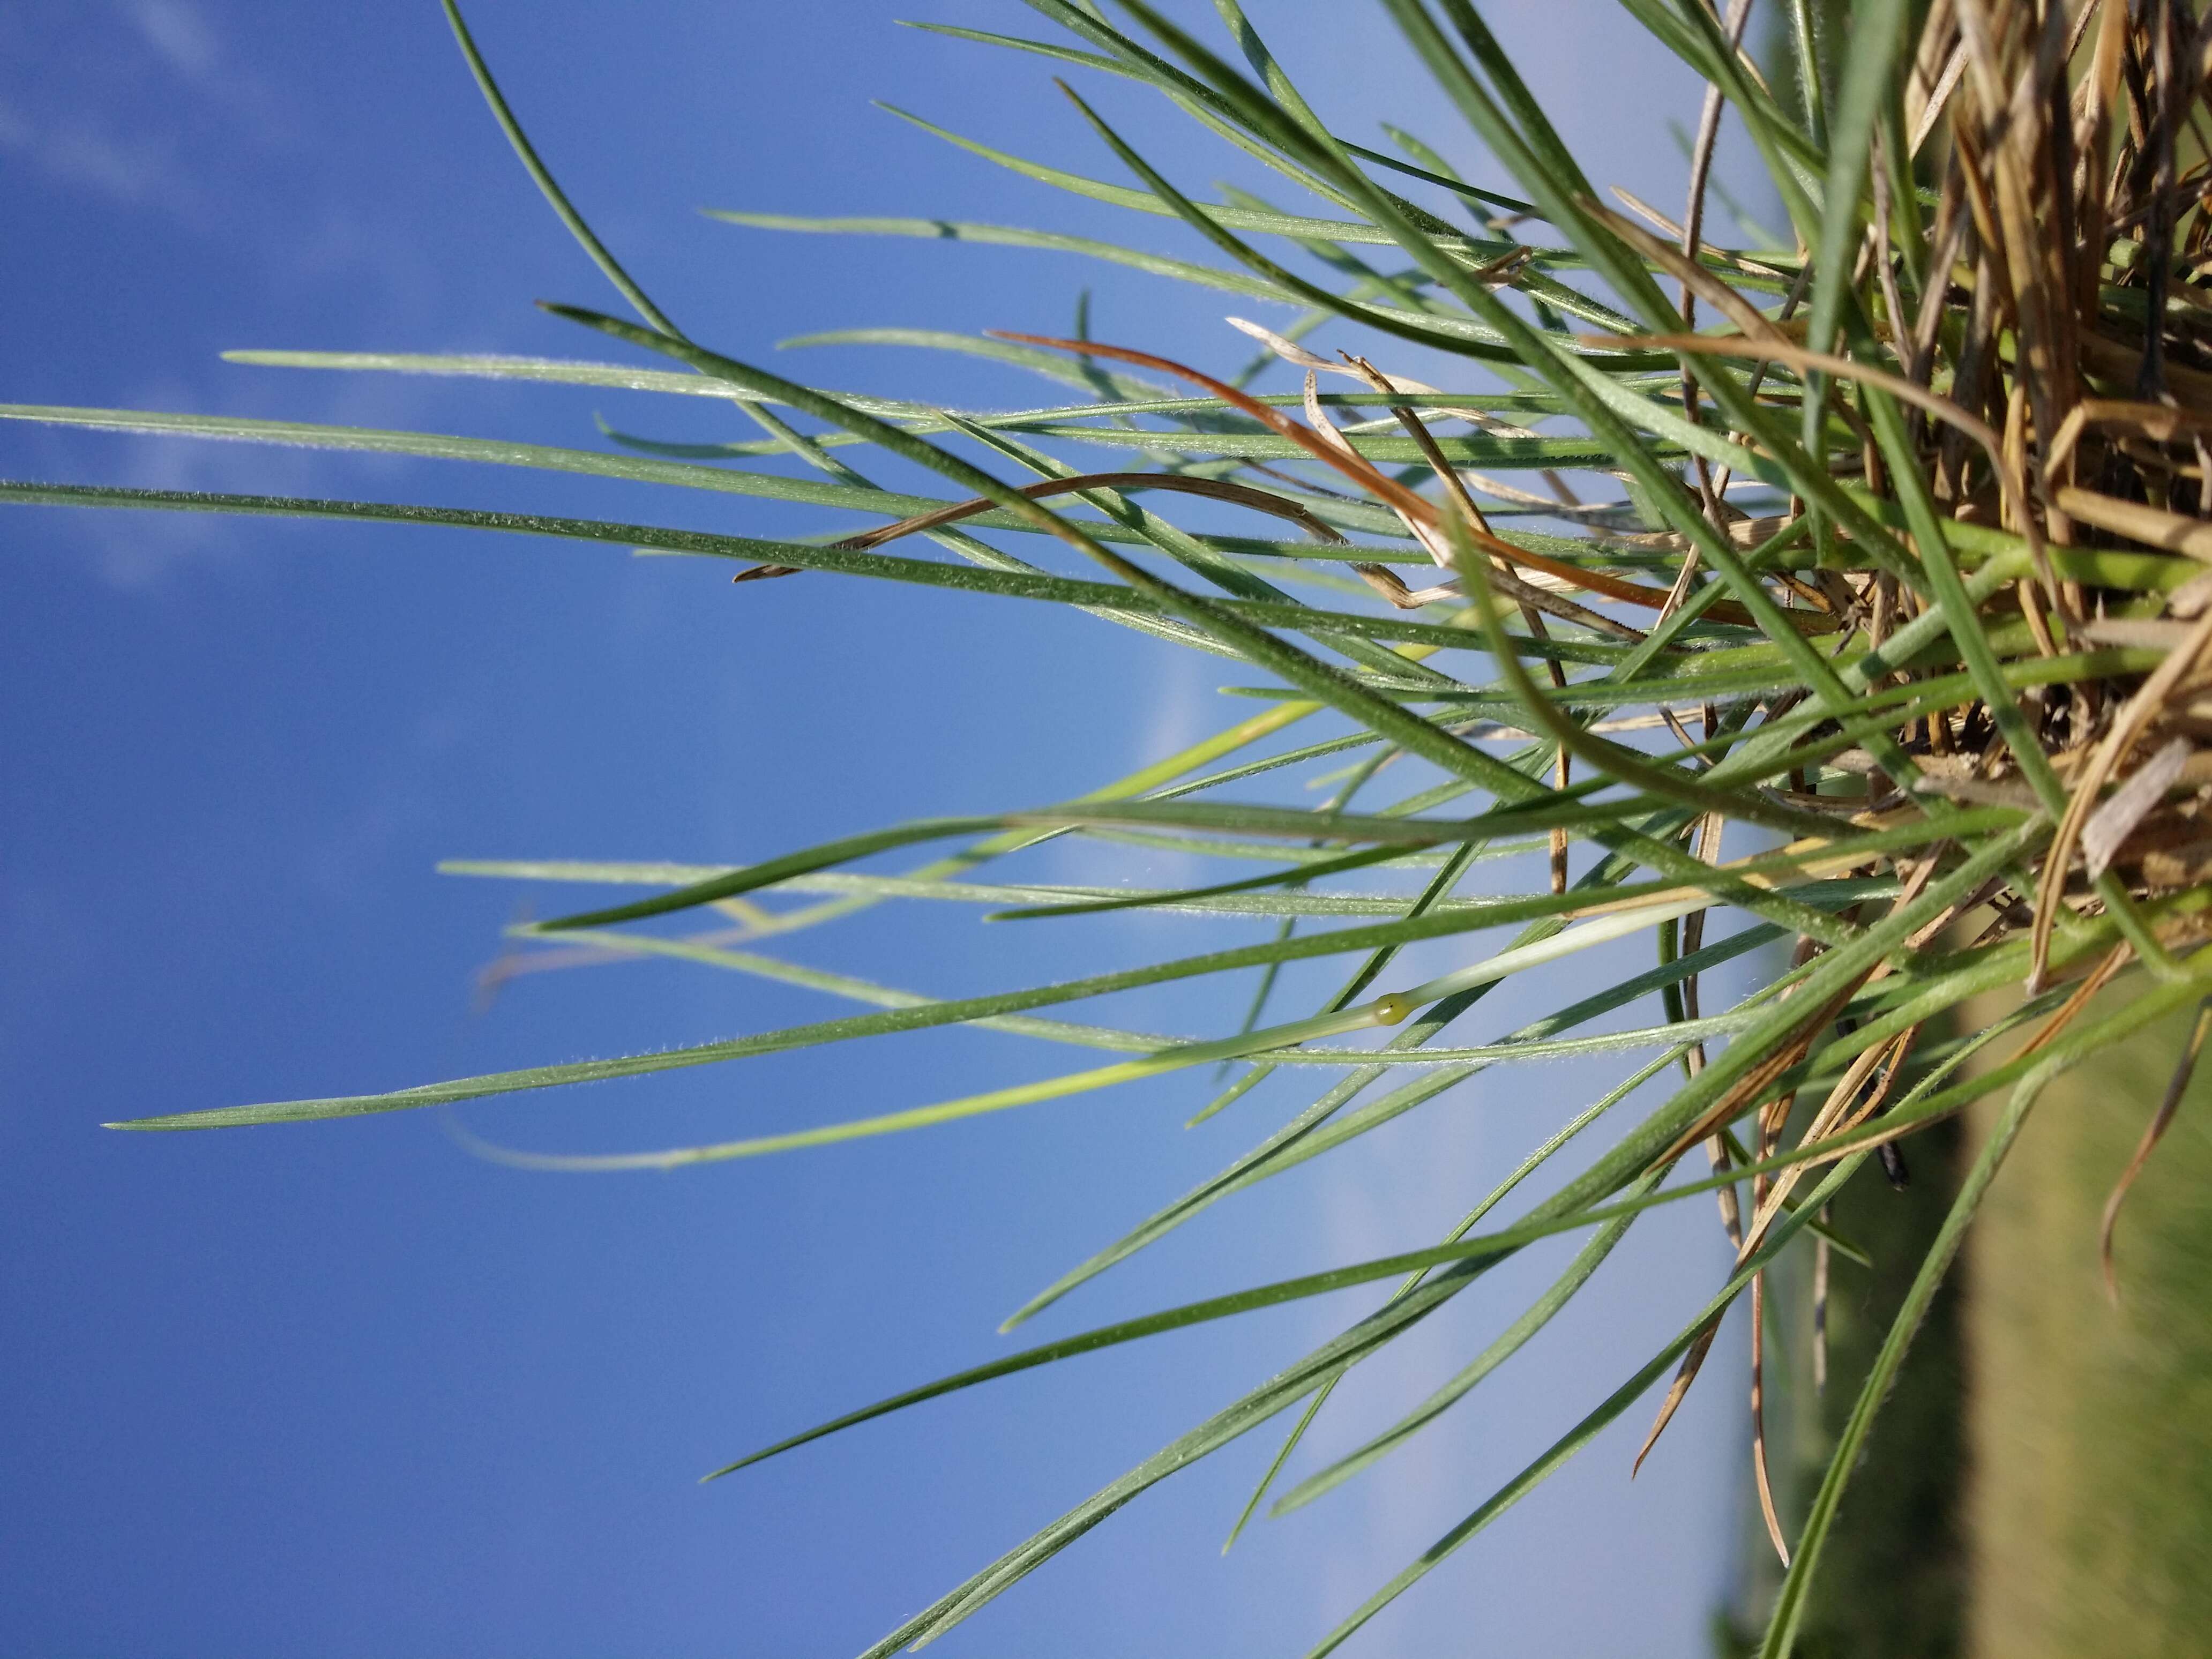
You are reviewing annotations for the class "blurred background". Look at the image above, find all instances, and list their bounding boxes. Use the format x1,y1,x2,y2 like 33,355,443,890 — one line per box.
0,4,1793,1653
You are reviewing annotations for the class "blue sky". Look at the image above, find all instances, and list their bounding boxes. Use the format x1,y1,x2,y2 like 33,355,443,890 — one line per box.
0,4,1778,1654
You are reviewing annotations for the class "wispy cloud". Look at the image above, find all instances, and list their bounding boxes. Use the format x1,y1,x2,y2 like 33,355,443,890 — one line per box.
0,92,202,214
0,1,285,221
131,0,220,84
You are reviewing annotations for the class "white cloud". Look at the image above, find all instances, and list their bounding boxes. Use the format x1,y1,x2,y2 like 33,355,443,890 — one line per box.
0,2,290,220
131,0,219,83
0,89,176,206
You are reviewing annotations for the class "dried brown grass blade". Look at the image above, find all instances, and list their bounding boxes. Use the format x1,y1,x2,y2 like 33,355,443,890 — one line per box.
992,331,1782,625
1334,350,1585,847
2170,568,2212,617
1234,317,1540,438
1633,1318,1721,1477
1740,1025,1922,1253
1227,317,1435,392
1910,37,1971,156
994,331,1442,516
1812,1229,1830,1394
2078,333,2212,414
2082,737,2194,882
731,469,1354,581
1632,961,1874,1474
1750,1270,1791,1566
1655,976,1872,1172
2043,400,2212,480
2053,484,2212,562
2075,618,2199,651
2031,610,2212,990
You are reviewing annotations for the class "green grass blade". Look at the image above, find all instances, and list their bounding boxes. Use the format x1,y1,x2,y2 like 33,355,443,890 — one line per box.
1271,1169,1660,1517
440,0,679,336
1802,0,1911,361
468,1000,1398,1171
440,858,1588,922
521,931,1178,1053
1299,1150,1868,1658
707,208,1305,304
1004,916,1781,1328
876,100,1488,250
779,325,1176,398
1232,1032,1690,1543
114,881,1806,1131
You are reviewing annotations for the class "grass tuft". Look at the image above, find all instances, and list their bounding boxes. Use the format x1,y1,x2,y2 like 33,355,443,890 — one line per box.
23,1,2212,1651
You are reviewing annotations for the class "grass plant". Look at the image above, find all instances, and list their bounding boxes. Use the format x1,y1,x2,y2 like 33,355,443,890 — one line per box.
16,1,2212,1651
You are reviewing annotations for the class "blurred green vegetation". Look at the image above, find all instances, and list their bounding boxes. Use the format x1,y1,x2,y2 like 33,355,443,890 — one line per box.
1715,1118,1967,1658
1720,990,2212,1657
1964,996,2212,1658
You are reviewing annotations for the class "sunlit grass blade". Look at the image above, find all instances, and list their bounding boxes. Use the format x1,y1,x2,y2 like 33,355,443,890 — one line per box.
778,325,1178,398
469,998,1407,1171
515,931,1180,1053
122,872,1836,1131
441,857,1589,922
708,208,1311,306
874,100,1493,250
0,402,962,509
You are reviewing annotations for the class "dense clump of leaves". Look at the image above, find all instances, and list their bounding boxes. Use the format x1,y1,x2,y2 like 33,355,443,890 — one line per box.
19,1,2212,1652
